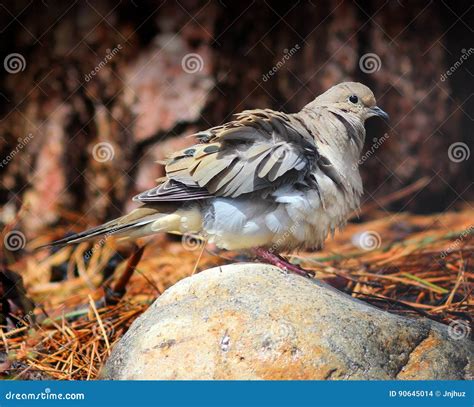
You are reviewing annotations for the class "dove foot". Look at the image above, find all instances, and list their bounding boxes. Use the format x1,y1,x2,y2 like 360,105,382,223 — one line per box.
254,248,314,278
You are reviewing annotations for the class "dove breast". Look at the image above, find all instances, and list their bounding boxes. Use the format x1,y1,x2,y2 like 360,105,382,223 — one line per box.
198,166,353,251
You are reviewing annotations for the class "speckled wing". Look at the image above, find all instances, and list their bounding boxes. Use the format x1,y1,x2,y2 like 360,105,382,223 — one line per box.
133,109,319,203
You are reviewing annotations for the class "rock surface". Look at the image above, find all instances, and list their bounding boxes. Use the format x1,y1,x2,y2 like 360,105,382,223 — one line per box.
103,264,473,380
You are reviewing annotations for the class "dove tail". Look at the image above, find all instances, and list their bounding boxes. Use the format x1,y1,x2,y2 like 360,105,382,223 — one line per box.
44,221,142,247
42,220,148,248
42,206,203,248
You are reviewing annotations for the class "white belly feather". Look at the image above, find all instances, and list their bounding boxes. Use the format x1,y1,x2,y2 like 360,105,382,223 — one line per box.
200,169,360,251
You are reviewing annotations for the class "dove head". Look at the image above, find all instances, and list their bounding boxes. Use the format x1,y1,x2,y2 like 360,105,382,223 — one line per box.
305,82,389,122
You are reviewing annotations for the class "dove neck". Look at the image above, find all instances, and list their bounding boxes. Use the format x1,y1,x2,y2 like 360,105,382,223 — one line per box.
301,106,365,199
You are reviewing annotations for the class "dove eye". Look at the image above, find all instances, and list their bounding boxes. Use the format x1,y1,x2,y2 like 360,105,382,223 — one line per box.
349,95,358,104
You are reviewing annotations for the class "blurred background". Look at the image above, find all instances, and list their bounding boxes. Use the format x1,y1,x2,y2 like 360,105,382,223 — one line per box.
0,0,472,237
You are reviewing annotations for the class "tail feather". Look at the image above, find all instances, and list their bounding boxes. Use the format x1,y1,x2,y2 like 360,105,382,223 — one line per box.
41,207,162,248
40,206,203,248
43,223,133,247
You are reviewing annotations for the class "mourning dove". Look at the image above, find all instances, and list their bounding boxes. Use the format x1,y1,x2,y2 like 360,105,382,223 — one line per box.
48,82,388,276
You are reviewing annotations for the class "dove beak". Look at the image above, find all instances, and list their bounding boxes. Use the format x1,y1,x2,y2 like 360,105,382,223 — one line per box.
369,106,389,120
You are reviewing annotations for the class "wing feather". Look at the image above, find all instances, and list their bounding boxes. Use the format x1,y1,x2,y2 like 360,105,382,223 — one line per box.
134,109,319,203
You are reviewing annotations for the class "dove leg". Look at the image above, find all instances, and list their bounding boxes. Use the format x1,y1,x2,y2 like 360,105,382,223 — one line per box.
254,248,314,278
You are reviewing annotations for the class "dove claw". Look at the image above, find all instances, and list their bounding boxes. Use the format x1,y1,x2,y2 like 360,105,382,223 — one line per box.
254,248,315,278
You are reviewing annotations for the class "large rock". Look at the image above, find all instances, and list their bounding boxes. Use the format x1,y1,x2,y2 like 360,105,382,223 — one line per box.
103,264,473,380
